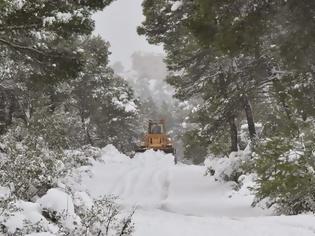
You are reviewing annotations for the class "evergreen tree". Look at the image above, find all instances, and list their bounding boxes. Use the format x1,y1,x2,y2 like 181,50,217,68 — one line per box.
139,0,270,152
69,36,139,152
0,0,114,82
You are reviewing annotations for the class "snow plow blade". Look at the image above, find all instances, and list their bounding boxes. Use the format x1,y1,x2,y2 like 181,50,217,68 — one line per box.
135,146,148,153
135,146,176,155
162,147,176,154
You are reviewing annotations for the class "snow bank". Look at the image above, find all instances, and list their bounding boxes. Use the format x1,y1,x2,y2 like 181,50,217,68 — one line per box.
37,189,75,215
0,200,58,234
99,144,130,163
37,188,80,230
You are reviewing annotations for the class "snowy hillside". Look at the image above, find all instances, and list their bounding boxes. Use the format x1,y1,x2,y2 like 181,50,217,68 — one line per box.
65,146,315,236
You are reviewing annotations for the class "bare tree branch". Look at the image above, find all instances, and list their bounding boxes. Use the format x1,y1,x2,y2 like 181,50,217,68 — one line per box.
0,38,46,56
0,24,42,31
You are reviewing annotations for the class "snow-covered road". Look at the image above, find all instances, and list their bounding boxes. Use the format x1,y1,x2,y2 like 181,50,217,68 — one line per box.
72,145,315,236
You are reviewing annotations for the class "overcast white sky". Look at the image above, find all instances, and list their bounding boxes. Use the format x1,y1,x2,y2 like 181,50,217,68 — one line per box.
93,0,164,69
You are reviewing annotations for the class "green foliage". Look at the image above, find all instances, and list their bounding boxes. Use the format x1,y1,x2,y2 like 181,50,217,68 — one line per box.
182,129,208,164
29,104,83,150
140,0,270,154
68,36,140,153
183,123,231,164
0,123,64,200
207,129,232,157
189,0,269,54
0,0,114,83
0,35,140,154
252,122,315,214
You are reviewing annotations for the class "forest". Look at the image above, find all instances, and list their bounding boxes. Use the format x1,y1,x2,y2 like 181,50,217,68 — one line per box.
139,0,315,213
0,0,315,235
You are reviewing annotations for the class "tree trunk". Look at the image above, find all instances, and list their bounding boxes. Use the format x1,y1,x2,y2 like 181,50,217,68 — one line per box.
81,114,94,146
0,86,13,134
243,95,256,141
280,98,292,120
85,127,94,146
228,115,238,152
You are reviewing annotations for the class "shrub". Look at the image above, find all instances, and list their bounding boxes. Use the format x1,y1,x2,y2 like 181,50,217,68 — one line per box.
0,125,64,200
252,135,315,214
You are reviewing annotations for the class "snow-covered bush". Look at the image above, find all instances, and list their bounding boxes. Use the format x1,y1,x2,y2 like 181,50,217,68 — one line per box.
72,196,135,236
37,189,135,236
1,183,135,236
0,106,104,201
0,194,135,236
37,188,80,231
0,125,64,200
205,147,252,183
64,145,102,169
0,199,57,236
252,135,315,215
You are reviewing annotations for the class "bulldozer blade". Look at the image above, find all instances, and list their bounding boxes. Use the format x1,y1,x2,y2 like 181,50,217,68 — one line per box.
162,148,176,155
135,147,147,153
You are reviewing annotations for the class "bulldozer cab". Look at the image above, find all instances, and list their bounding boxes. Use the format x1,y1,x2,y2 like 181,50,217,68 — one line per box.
148,121,164,134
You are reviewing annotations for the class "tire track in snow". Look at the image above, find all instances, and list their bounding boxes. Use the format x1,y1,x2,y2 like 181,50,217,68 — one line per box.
110,164,139,196
161,170,171,201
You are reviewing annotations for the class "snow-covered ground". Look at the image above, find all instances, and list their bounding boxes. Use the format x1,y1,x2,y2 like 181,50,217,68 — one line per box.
66,145,315,236
2,145,315,235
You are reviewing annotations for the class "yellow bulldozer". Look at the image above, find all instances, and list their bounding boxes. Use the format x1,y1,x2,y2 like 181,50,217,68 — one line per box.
135,119,176,155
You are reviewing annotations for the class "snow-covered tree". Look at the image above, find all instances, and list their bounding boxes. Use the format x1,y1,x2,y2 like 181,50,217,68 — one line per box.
0,0,114,82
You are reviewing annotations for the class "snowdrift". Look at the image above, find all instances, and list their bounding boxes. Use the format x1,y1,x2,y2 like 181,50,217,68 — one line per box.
68,146,176,209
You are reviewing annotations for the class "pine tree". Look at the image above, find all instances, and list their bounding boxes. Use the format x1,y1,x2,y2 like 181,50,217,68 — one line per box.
139,0,271,152
0,0,114,82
